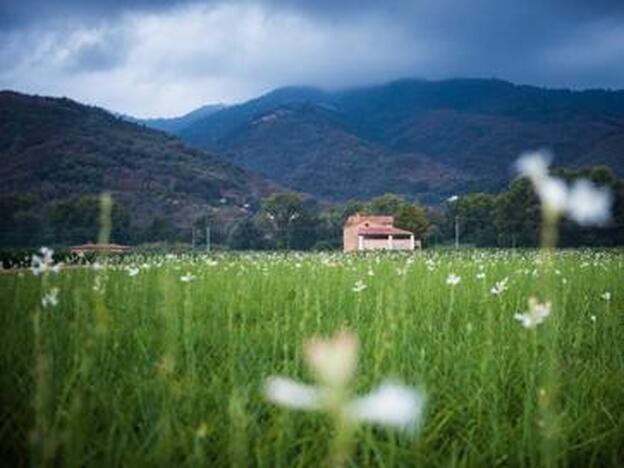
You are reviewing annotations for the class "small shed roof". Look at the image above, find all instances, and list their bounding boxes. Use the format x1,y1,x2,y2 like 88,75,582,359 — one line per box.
70,243,130,254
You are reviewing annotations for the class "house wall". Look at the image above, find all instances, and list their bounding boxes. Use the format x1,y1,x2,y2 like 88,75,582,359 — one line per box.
362,237,390,250
391,238,413,250
361,236,414,250
343,224,360,252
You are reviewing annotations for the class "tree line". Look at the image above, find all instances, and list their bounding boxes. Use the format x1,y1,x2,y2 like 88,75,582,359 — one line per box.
1,165,622,250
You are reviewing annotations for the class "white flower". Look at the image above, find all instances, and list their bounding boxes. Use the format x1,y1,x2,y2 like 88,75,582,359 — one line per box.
352,280,367,293
566,180,612,226
41,287,59,308
31,247,61,276
514,297,551,329
476,272,486,280
490,277,509,296
180,272,196,282
265,376,321,410
127,267,140,277
347,381,425,432
265,331,425,434
446,274,461,286
516,151,612,225
600,291,611,301
92,276,104,292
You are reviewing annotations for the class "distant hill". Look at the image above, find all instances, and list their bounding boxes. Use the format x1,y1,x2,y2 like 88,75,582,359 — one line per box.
0,91,273,246
149,79,624,202
125,103,227,133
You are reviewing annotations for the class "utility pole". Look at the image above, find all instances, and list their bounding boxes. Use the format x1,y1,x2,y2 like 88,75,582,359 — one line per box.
206,225,211,252
447,195,460,249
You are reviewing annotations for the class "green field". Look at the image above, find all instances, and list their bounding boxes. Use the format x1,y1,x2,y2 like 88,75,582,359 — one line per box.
1,250,623,467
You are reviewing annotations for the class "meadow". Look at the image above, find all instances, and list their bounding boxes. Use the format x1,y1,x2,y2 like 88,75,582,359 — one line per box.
1,249,623,467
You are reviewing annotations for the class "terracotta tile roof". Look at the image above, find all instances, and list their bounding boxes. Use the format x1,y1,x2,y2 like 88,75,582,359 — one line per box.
358,226,413,236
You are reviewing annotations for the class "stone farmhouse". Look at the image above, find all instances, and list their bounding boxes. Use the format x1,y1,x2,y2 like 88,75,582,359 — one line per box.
343,214,421,252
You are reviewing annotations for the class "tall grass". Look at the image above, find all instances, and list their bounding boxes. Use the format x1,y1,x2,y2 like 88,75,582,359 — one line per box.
0,250,623,466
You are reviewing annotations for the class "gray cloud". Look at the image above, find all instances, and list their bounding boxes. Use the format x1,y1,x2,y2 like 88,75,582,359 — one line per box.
1,0,624,116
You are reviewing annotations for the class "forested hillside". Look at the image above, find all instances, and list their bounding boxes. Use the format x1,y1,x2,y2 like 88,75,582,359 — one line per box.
152,79,624,202
0,91,273,247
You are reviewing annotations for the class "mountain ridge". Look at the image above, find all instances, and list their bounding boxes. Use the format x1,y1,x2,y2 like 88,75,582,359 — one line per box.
138,78,624,202
0,90,275,245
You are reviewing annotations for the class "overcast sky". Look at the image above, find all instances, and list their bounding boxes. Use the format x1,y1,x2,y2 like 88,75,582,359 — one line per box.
1,0,624,117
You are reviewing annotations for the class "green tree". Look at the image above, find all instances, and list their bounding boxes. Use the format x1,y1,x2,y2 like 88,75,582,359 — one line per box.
229,217,266,250
368,193,406,215
262,192,307,249
494,179,540,247
394,204,430,239
47,195,131,245
452,193,498,246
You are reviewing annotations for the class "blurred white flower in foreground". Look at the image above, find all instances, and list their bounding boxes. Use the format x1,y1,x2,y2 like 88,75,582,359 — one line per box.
514,297,551,329
352,280,367,293
31,247,61,276
265,377,321,410
446,273,461,286
264,331,425,433
305,331,358,387
567,180,612,225
516,150,612,226
536,177,568,214
516,151,551,182
347,381,425,432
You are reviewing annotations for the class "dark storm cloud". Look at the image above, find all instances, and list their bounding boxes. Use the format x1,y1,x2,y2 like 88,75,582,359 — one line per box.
0,0,195,28
1,0,624,116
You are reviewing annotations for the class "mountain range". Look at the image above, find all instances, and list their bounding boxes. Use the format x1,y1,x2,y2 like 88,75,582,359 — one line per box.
136,78,624,202
2,77,624,243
